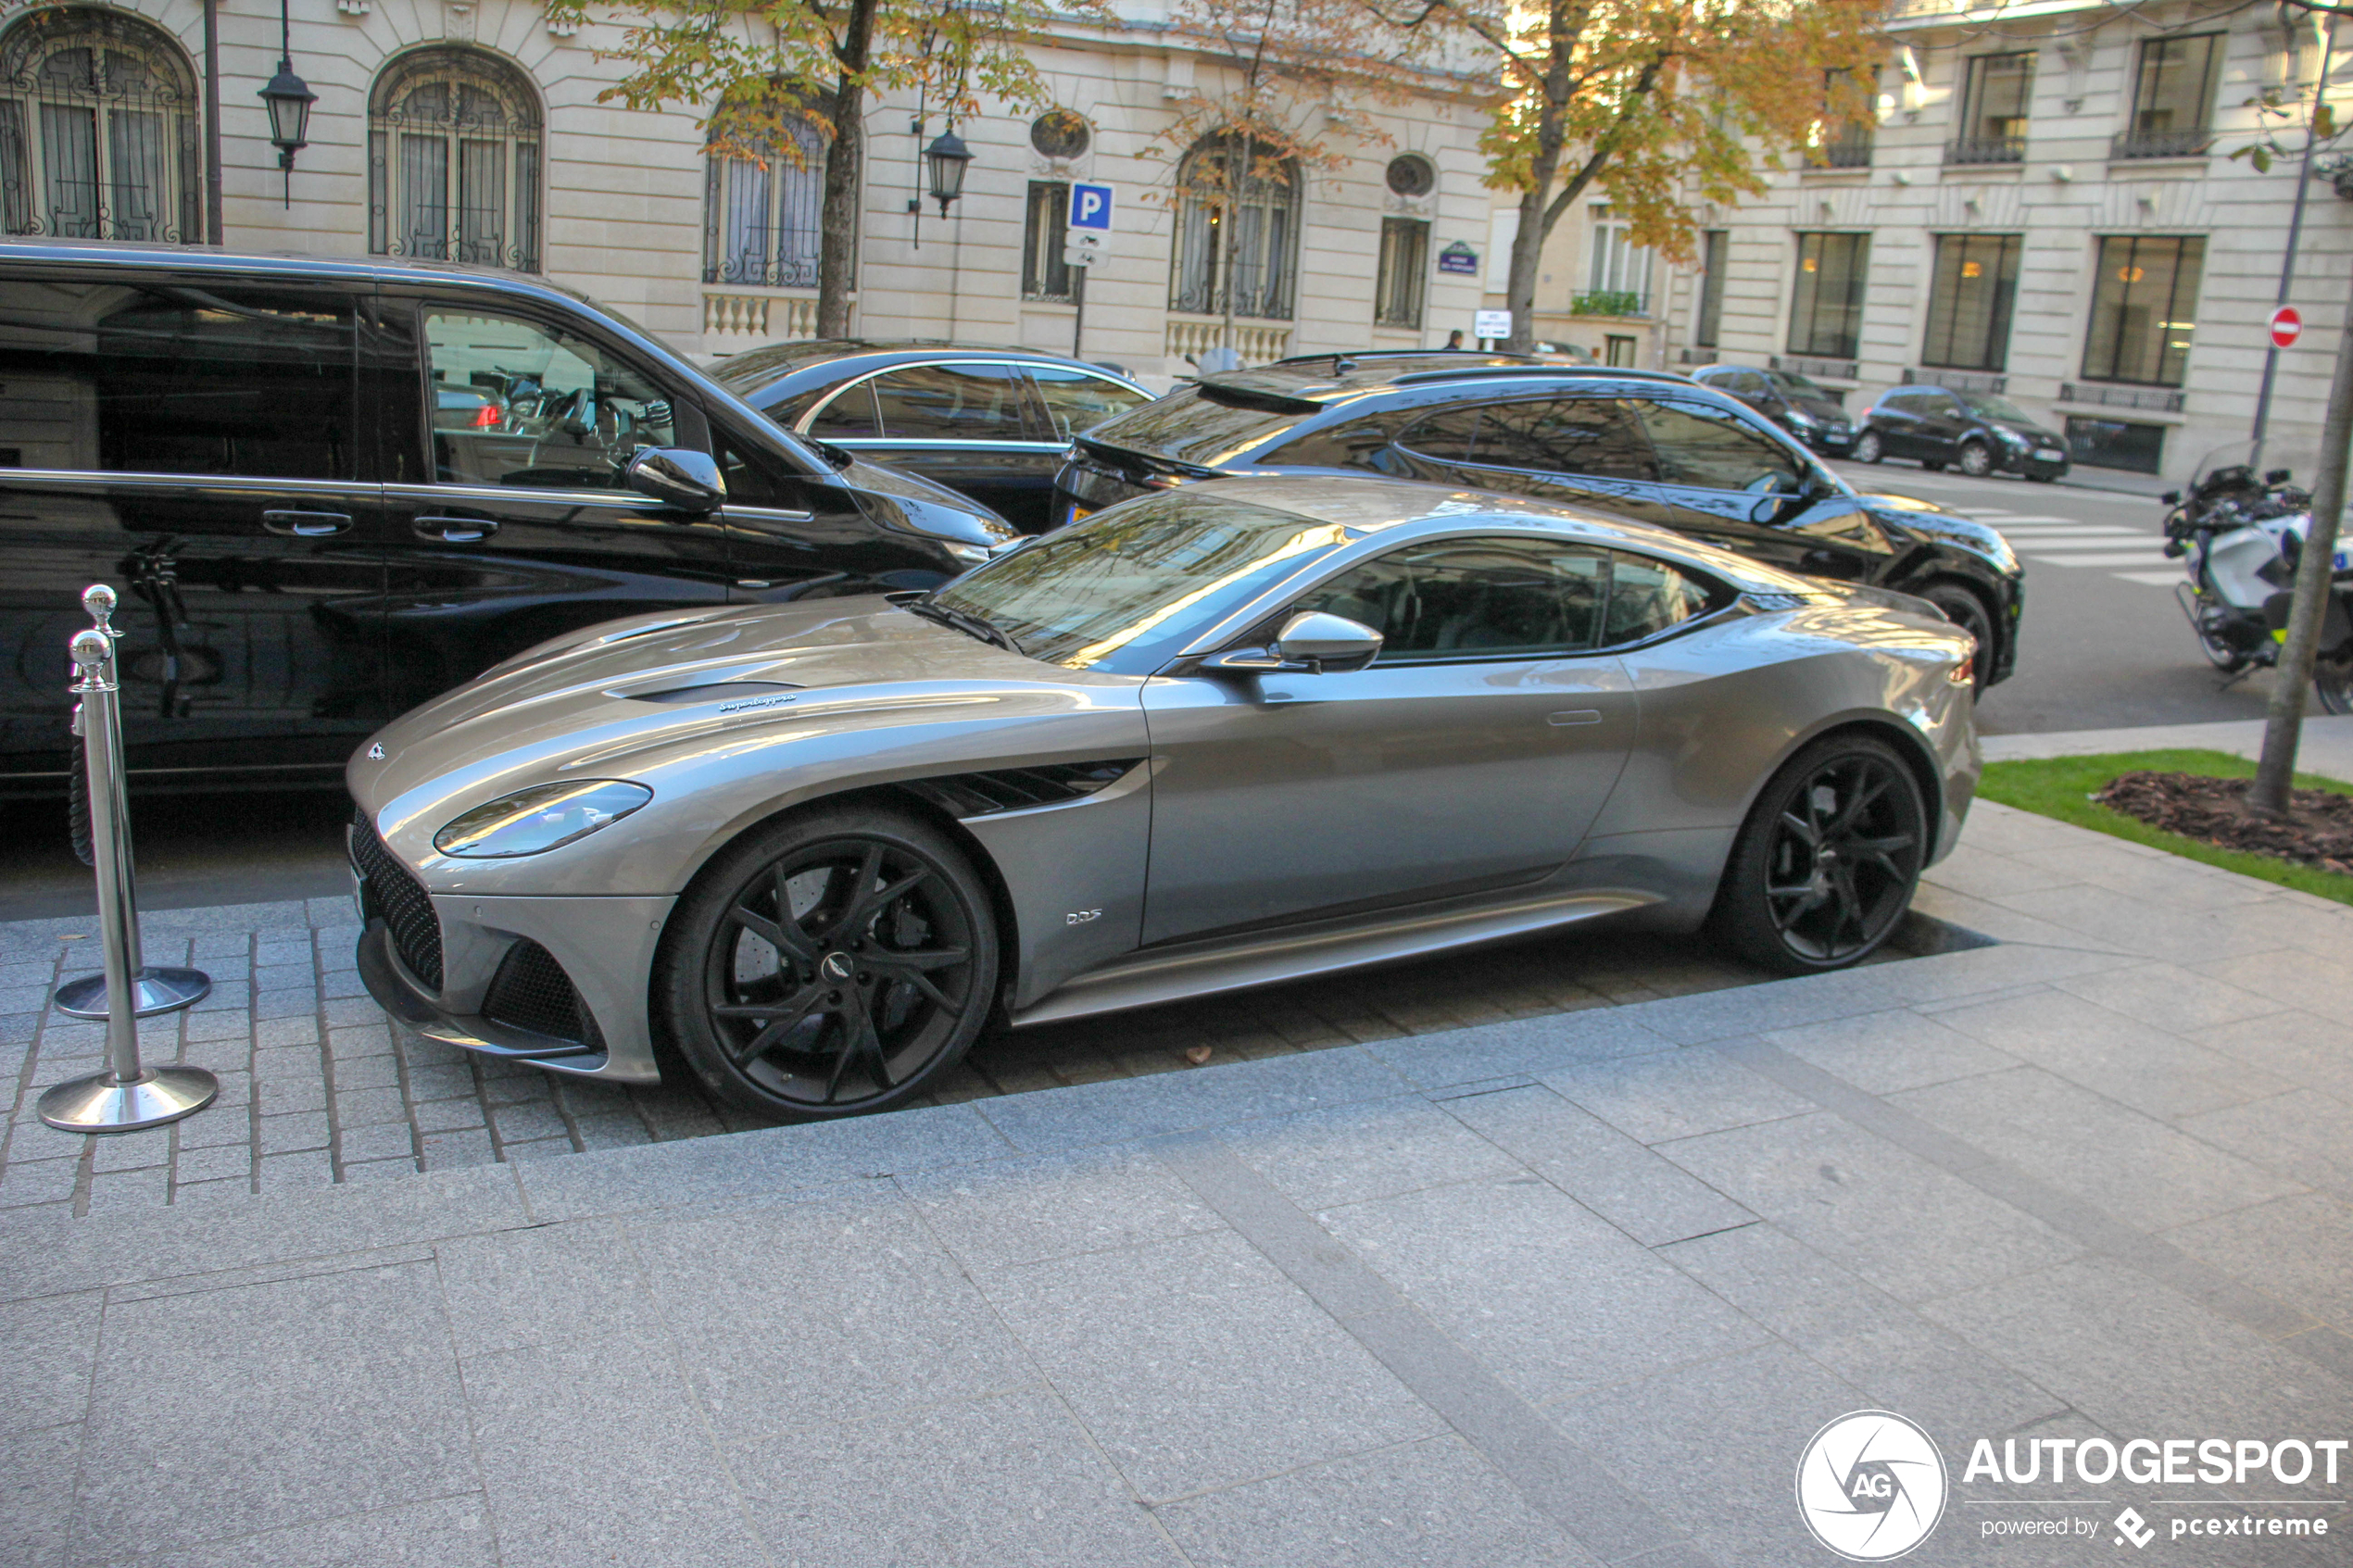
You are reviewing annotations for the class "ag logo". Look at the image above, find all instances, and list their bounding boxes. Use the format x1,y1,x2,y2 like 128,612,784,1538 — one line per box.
1796,1411,1947,1561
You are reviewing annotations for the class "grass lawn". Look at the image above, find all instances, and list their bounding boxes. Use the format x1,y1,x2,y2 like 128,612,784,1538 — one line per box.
1978,747,2353,906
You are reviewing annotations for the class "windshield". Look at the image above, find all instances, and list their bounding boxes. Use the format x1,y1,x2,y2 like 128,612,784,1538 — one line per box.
1956,391,2036,424
2191,438,2321,491
1768,370,1829,399
1090,384,1307,466
931,493,1351,673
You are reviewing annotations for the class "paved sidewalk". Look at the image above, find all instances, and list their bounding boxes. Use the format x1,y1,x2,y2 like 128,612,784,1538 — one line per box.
1982,712,2353,779
6,800,2353,1566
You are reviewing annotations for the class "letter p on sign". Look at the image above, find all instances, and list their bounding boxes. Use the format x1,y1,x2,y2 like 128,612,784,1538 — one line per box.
1071,182,1115,232
2272,306,2303,349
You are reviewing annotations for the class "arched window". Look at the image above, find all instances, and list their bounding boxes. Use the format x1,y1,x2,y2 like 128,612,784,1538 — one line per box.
369,47,541,270
1169,133,1299,320
0,8,199,242
703,114,824,288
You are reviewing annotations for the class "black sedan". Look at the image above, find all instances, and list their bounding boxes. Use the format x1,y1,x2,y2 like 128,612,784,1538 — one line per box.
1854,385,2070,481
707,341,1156,532
1688,364,1856,454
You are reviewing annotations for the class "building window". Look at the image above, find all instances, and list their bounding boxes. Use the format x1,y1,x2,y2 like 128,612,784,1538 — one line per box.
703,114,824,288
1375,218,1428,330
1029,110,1088,159
1788,232,1869,359
0,9,199,243
1385,154,1435,196
1921,233,2021,371
1695,230,1729,348
1023,180,1072,302
1817,69,1874,168
1579,206,1650,315
2116,33,2221,158
2065,415,2166,474
1604,334,1639,368
2082,234,2203,386
1169,132,1298,320
1947,52,2032,164
369,47,542,270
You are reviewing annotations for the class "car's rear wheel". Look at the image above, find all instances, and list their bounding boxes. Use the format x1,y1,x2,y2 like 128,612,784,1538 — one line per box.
2315,645,2353,716
1852,430,1883,464
1957,441,1995,478
1711,734,1927,974
656,807,999,1120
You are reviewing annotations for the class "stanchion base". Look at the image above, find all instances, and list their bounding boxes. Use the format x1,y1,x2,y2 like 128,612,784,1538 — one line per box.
37,1065,219,1133
54,966,211,1020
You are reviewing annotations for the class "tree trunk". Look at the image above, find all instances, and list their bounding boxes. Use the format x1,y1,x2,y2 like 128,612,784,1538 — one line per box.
2250,264,2353,815
1220,132,1251,352
1505,186,1545,351
816,0,877,338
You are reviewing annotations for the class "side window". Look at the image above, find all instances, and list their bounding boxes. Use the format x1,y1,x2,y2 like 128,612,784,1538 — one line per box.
1472,397,1658,482
1269,414,1393,470
1603,553,1722,644
422,310,675,489
1730,371,1769,396
806,381,880,439
0,279,358,478
869,362,1030,439
1029,366,1152,440
710,421,800,508
1633,400,1806,493
1290,537,1611,660
1395,405,1485,462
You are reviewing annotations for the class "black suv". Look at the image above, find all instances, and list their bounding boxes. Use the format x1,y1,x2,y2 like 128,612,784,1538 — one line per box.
1053,361,2022,684
0,242,1019,794
707,340,1154,533
1687,364,1856,455
1855,385,2070,481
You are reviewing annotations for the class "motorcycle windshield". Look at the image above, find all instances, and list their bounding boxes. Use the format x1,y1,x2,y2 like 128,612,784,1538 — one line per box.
2191,439,2321,494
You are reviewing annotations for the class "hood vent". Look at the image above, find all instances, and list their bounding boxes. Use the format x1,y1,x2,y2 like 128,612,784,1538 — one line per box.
611,680,804,706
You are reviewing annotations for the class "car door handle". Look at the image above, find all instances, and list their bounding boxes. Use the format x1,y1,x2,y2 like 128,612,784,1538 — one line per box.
261,509,352,537
1548,709,1604,726
414,515,500,543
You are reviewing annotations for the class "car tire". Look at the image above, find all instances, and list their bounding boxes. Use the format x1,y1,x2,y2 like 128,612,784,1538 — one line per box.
1710,734,1928,975
1919,582,1994,696
654,805,1000,1121
2316,646,2353,716
1957,441,1994,478
1852,431,1883,464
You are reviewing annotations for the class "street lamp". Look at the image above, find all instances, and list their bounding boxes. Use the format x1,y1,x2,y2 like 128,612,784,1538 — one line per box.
923,127,972,216
256,0,313,208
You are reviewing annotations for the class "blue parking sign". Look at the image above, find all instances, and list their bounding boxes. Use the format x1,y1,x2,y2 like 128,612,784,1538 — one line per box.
1070,182,1115,232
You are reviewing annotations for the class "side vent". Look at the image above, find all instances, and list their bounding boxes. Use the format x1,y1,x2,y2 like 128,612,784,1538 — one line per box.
480,939,599,1047
900,759,1145,819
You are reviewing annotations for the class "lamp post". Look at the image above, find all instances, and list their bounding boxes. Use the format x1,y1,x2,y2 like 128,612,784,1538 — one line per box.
256,0,314,209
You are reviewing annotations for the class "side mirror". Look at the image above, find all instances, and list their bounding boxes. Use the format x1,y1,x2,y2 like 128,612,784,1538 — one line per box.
1202,610,1383,675
2160,490,2182,506
623,447,727,515
2267,468,2294,485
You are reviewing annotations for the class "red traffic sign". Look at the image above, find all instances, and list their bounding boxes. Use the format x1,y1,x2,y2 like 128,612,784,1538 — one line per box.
2271,306,2304,349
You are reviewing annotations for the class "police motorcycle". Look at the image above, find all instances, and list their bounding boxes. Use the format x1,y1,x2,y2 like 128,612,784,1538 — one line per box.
2164,440,2353,713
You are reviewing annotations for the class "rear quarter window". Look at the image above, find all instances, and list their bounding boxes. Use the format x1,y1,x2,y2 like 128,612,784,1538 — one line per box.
1087,384,1304,465
1266,414,1393,469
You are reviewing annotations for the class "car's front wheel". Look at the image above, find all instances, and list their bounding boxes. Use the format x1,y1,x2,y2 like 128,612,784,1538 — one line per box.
1852,430,1883,464
656,806,1000,1120
1919,582,1994,696
1957,440,1995,478
1711,734,1927,974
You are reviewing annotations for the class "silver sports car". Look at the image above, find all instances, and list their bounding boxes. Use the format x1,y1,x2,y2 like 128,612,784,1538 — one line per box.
348,477,1979,1120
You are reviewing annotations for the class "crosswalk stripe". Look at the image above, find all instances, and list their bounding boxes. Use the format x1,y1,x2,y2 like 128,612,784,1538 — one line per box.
2112,571,2184,586
1984,514,2084,524
2018,539,2165,552
1998,528,2143,540
2026,552,2172,567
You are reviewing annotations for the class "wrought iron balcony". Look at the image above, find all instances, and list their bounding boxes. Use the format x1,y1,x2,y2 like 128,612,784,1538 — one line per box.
1818,141,1873,169
2110,128,2211,160
1943,135,2024,166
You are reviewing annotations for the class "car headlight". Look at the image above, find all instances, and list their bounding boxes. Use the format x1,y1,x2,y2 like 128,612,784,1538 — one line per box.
434,780,653,859
1785,410,1818,430
1994,428,2028,449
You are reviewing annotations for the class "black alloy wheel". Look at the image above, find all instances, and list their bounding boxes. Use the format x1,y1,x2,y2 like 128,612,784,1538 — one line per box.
1957,440,1995,478
1852,430,1883,464
1919,583,1994,696
2316,645,2353,716
658,808,998,1119
1713,734,1927,973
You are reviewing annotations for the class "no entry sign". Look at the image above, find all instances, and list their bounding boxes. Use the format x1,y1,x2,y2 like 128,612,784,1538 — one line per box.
2271,306,2304,349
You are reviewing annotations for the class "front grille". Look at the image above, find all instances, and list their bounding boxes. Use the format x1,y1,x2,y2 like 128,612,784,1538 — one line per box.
351,812,444,991
481,939,592,1045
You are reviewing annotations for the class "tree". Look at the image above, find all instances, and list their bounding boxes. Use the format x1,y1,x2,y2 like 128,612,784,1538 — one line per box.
1153,0,1460,355
550,0,1086,335
1380,0,1881,351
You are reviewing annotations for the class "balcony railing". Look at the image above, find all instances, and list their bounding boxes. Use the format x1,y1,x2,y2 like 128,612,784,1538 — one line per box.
1818,141,1874,169
2111,128,2212,160
1944,135,2024,166
704,291,821,341
1166,319,1291,368
2060,383,2185,413
1773,353,1859,382
1906,368,2006,394
1569,290,1647,319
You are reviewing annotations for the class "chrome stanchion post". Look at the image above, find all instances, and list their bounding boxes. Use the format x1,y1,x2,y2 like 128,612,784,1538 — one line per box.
54,584,210,1020
39,624,219,1134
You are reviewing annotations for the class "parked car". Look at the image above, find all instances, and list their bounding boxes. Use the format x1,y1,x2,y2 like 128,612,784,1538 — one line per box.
1053,361,2023,684
1688,363,1855,454
348,476,1980,1118
0,241,1020,797
1854,384,2070,481
705,340,1155,533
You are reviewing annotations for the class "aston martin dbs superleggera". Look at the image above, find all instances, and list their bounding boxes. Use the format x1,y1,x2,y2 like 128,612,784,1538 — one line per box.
348,476,1980,1119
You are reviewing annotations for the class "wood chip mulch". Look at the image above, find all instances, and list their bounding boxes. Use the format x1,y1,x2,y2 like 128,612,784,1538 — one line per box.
2092,770,2353,876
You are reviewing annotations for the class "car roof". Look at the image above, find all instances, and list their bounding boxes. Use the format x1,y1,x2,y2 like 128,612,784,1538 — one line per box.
708,339,1149,401
1195,358,1691,408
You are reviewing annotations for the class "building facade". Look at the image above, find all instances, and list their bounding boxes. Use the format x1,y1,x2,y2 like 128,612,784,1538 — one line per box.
0,0,1498,382
1642,0,2351,483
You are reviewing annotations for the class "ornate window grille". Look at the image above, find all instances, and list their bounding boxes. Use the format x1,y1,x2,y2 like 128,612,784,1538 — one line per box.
369,47,542,270
704,115,824,288
0,9,200,243
1168,133,1298,320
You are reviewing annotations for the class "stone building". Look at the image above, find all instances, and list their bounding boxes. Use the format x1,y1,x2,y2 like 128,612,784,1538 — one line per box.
0,0,1498,382
1640,0,2353,483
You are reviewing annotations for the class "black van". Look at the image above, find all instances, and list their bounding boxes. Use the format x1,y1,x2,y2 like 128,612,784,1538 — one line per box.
0,241,1019,794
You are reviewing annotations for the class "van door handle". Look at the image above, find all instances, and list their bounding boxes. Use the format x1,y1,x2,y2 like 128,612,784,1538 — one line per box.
261,509,352,537
414,515,500,543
